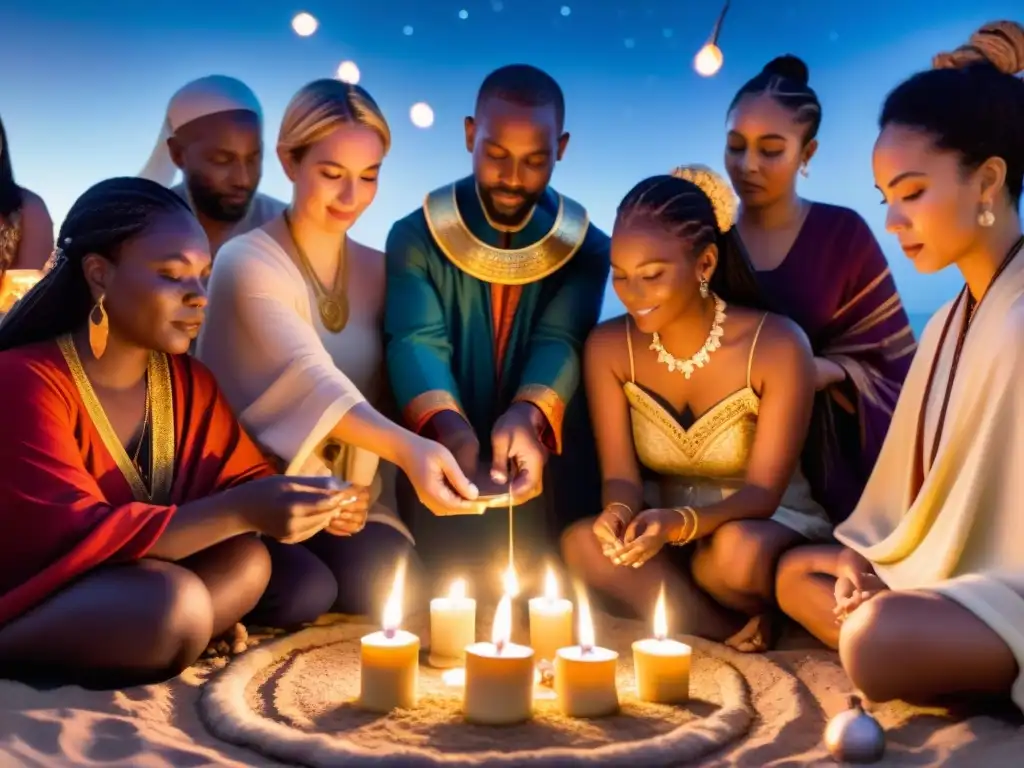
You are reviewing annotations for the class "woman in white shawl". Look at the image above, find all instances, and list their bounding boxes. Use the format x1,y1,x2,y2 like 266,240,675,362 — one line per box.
775,22,1024,709
198,80,479,625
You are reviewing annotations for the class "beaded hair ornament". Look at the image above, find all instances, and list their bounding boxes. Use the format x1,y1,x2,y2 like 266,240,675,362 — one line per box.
45,237,72,272
669,164,739,234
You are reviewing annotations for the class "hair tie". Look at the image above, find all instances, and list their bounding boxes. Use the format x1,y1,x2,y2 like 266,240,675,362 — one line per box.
670,165,739,233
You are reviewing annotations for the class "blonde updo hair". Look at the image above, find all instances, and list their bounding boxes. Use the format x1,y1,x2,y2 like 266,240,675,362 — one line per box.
932,20,1024,75
277,79,391,162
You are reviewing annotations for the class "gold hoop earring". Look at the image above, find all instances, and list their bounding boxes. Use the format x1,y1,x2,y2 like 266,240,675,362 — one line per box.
699,277,710,299
978,209,996,228
88,294,109,359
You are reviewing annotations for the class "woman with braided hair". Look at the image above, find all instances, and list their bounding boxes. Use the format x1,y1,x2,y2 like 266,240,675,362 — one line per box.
562,166,831,643
0,177,365,688
725,55,917,528
776,22,1024,708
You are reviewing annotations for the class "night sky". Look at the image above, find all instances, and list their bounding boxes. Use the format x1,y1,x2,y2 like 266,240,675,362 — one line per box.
2,1,1017,316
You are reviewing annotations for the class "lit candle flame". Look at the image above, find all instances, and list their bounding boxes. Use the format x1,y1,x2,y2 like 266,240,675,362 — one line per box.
543,565,560,601
491,594,513,653
694,43,724,77
654,584,668,641
381,559,406,636
449,577,467,600
502,562,520,598
575,582,595,652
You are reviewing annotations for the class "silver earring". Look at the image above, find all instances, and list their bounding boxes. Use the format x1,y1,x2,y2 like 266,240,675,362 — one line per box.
800,164,810,178
699,277,710,299
978,209,995,228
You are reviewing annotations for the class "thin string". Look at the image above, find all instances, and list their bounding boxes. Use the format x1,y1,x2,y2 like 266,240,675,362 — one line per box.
508,480,514,571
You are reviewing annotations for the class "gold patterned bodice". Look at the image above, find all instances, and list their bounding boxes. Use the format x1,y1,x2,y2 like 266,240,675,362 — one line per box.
626,383,760,480
625,315,765,483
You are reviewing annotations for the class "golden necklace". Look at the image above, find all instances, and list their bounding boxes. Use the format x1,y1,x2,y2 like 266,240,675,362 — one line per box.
283,210,350,333
131,385,151,475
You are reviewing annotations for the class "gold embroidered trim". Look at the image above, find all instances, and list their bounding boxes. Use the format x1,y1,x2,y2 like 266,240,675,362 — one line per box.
404,389,466,433
58,335,175,504
423,183,589,285
624,382,759,461
513,384,566,453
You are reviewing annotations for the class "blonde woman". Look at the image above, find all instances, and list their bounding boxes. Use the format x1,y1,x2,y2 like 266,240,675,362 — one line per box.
198,80,478,625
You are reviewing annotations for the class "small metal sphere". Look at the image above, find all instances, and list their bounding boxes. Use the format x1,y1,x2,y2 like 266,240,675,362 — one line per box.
825,695,886,763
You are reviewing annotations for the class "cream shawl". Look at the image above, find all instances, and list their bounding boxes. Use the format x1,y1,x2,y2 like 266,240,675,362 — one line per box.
197,229,411,542
836,247,1024,707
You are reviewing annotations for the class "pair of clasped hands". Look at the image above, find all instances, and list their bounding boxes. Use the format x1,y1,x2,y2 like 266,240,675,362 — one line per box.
833,548,889,624
592,505,696,569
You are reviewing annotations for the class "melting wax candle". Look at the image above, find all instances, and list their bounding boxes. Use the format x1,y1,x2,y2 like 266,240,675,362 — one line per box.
632,585,691,703
528,565,573,662
429,577,476,668
359,561,419,712
463,594,535,725
554,586,619,718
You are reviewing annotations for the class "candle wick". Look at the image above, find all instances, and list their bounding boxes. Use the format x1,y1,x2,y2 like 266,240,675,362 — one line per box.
384,627,396,640
655,633,666,642
581,644,593,656
495,639,505,655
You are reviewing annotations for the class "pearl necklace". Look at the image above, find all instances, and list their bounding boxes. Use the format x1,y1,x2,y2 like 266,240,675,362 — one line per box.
649,294,727,379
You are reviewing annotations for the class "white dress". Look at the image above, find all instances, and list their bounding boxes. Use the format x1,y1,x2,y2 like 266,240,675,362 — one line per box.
196,227,409,540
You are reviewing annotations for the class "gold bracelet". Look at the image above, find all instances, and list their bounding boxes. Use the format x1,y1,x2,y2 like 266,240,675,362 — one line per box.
670,506,699,546
604,501,634,526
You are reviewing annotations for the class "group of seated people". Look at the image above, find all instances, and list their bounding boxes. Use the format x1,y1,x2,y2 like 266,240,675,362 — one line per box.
0,18,1022,719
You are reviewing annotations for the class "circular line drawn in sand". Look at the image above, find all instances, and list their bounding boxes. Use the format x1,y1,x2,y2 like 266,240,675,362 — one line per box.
200,618,760,767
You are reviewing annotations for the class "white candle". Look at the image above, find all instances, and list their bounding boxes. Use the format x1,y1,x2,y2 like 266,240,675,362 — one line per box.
464,594,535,725
429,577,476,668
529,566,573,662
632,585,691,703
359,561,419,712
554,586,619,718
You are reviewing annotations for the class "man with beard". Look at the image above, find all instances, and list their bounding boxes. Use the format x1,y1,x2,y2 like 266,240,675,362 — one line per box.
385,64,610,573
139,75,284,256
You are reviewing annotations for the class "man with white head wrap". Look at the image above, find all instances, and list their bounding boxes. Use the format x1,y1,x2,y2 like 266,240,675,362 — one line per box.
140,75,285,256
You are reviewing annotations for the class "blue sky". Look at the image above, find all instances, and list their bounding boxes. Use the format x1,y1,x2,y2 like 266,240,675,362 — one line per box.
2,1,1018,314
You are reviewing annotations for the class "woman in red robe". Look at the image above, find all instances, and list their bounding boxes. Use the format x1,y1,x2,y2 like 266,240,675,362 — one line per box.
0,178,355,688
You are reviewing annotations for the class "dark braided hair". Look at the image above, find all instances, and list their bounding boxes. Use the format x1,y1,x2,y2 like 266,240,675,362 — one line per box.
728,55,822,145
615,173,768,310
879,21,1024,206
0,177,191,352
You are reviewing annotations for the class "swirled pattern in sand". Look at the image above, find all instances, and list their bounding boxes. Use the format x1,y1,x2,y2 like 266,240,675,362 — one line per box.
200,615,760,767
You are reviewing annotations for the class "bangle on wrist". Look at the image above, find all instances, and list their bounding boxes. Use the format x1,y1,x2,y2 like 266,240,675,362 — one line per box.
604,501,634,526
670,506,699,546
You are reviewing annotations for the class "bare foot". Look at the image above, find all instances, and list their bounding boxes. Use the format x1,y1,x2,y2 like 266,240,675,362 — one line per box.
725,614,775,653
203,623,250,658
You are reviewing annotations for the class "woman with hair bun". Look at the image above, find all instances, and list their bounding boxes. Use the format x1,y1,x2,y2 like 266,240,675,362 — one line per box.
562,166,832,642
777,22,1024,709
725,54,916,528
